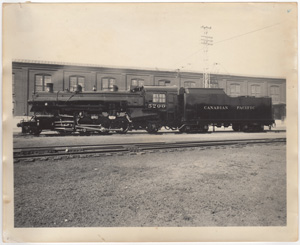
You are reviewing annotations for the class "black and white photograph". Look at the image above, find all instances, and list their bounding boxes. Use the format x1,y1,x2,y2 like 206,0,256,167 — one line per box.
2,2,298,243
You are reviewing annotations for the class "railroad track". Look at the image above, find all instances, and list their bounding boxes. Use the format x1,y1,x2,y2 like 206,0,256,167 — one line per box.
14,138,286,160
13,129,286,138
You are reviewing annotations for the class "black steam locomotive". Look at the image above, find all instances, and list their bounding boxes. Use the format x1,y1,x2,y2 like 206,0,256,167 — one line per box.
17,83,274,135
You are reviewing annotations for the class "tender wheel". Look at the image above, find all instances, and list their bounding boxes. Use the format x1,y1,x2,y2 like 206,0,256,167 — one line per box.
241,124,249,132
200,125,209,133
258,124,265,132
184,126,191,133
253,124,264,132
178,125,186,133
146,123,160,134
232,124,240,132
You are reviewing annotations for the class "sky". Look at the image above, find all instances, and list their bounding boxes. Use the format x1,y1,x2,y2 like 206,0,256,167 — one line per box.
3,2,298,77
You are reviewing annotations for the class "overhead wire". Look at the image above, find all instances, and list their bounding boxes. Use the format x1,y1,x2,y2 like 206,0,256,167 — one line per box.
172,21,283,70
214,22,281,45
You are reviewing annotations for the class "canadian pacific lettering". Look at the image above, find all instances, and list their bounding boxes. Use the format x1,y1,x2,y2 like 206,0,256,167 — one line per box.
204,106,229,110
203,105,255,110
237,106,255,110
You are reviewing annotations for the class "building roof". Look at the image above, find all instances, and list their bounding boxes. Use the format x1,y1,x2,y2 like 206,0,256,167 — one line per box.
12,59,286,81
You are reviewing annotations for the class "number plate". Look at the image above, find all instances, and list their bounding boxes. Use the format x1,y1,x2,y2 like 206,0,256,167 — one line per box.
148,103,166,109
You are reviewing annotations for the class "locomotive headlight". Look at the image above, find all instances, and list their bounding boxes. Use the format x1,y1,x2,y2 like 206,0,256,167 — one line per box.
45,102,48,106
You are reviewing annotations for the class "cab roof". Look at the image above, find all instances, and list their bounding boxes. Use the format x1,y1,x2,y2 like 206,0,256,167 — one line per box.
142,86,178,93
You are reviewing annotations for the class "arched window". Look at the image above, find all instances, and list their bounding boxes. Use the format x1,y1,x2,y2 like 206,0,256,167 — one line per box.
270,85,280,103
100,77,116,90
230,83,241,97
35,74,52,92
184,81,196,88
251,84,261,97
130,78,144,88
158,79,170,86
69,76,85,91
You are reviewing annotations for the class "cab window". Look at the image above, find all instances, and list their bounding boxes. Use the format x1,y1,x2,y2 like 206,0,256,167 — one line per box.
153,93,166,103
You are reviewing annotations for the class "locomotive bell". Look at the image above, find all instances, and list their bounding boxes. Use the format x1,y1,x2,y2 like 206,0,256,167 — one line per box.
46,83,54,93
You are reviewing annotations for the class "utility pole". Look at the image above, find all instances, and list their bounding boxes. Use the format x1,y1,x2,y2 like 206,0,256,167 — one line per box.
176,68,181,87
201,26,213,88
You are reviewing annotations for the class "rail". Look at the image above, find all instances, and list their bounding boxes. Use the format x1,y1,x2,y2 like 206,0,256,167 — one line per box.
14,138,286,160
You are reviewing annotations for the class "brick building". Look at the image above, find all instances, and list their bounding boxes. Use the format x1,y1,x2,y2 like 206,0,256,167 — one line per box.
12,60,286,120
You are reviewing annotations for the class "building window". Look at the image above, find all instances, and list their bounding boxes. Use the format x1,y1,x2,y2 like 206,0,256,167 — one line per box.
251,84,261,97
69,76,85,91
210,80,219,88
35,74,52,92
230,83,241,97
184,81,196,88
270,85,280,103
101,77,116,90
130,78,144,88
158,79,170,86
153,93,166,103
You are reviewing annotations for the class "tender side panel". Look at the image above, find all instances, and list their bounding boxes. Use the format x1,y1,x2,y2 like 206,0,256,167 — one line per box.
182,88,274,126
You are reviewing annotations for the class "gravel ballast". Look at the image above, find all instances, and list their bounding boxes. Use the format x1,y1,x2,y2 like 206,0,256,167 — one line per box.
14,143,286,227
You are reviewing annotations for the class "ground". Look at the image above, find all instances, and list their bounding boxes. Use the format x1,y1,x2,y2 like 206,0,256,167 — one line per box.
14,142,286,227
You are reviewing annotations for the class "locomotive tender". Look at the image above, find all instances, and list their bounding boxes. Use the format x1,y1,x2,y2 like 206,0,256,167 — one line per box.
17,83,274,135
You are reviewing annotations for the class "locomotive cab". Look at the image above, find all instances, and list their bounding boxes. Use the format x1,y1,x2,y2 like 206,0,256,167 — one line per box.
141,86,179,133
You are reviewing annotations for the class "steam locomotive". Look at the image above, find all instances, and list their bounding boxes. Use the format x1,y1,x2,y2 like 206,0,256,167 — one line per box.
17,83,274,135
